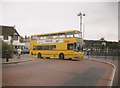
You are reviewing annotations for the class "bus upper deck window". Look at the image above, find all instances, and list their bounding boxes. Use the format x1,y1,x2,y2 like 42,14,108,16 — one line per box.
66,32,73,38
45,35,51,39
74,32,82,38
37,46,42,50
47,35,52,39
58,33,65,38
37,35,44,39
51,34,57,38
41,37,44,39
31,36,37,40
43,36,47,39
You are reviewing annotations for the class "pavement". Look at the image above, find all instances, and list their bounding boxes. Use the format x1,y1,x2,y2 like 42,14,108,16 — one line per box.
2,54,32,64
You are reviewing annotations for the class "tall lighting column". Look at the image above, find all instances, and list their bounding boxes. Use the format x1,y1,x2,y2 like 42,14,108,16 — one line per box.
78,12,85,39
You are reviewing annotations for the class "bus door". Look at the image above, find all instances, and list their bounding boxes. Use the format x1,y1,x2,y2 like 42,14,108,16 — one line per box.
74,42,83,52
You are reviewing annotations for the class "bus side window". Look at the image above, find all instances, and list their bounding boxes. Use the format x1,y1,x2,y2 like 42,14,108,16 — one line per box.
80,45,83,51
49,45,56,50
34,45,56,50
37,46,42,50
74,43,76,50
52,45,56,50
45,46,49,50
42,46,49,50
67,44,73,50
58,33,65,38
42,46,45,50
33,46,36,50
49,46,51,50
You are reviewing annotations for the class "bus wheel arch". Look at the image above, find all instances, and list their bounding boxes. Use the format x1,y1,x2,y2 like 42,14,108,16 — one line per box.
59,53,64,60
38,53,42,58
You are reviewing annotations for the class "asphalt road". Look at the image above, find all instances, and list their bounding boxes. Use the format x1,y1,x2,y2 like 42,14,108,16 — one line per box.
2,58,113,86
88,56,119,86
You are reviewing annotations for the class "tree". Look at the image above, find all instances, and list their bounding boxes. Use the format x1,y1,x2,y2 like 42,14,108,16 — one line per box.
100,37,105,41
25,35,27,39
1,40,13,58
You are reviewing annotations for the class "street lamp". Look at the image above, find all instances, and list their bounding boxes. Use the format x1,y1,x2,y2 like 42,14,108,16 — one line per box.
78,12,85,39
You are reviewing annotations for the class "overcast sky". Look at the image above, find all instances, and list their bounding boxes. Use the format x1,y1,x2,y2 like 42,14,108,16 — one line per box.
1,2,118,41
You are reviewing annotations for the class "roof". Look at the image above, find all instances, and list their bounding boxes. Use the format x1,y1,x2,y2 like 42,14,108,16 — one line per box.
0,25,20,36
31,30,81,36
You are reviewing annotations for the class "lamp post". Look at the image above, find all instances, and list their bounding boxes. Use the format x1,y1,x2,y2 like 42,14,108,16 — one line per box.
12,33,18,55
78,12,85,39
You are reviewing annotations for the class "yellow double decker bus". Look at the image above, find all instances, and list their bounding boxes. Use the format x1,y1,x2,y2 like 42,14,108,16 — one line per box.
30,30,84,60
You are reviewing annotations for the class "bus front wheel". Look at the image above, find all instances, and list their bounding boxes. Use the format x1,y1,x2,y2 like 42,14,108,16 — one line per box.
59,53,64,60
38,53,42,58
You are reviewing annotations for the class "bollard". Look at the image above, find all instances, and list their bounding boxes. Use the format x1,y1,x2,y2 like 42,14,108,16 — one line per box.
6,50,9,62
87,51,90,58
105,51,106,60
97,51,98,59
113,51,114,61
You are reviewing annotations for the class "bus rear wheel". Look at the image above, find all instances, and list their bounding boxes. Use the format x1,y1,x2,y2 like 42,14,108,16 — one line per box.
38,53,42,58
69,58,72,60
59,53,64,60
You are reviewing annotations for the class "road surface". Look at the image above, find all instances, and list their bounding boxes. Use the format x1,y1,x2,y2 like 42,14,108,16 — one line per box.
88,56,118,86
2,57,114,86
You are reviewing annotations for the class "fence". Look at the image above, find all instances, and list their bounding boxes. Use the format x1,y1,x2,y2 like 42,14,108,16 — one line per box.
86,49,120,61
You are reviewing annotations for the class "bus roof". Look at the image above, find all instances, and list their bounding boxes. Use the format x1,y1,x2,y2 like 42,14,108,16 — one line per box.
31,30,81,36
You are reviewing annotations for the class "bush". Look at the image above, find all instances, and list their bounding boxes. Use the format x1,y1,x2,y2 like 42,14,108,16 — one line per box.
2,40,14,58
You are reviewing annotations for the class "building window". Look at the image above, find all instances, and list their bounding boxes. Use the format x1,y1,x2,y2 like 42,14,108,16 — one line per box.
15,46,17,49
4,35,8,40
13,35,18,40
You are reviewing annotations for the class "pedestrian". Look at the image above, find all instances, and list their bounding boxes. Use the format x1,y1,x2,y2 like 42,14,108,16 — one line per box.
17,47,21,59
87,50,90,58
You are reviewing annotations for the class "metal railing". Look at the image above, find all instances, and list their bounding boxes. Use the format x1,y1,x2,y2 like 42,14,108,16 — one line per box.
86,49,120,61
